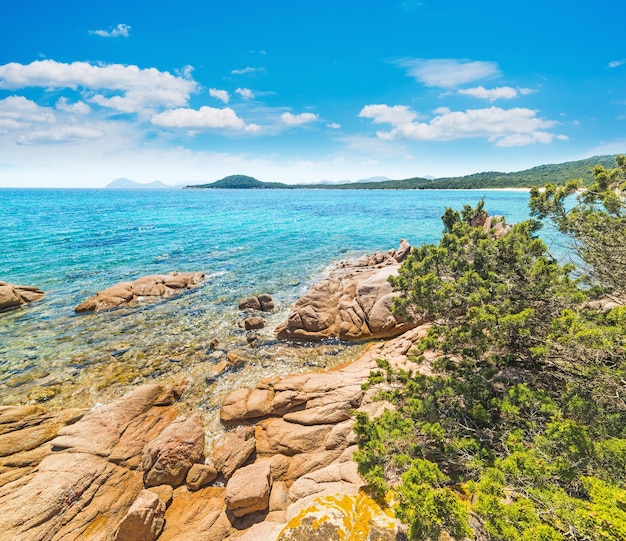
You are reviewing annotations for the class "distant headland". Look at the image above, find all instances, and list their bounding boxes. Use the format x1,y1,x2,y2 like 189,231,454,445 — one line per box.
105,178,181,190
184,155,619,190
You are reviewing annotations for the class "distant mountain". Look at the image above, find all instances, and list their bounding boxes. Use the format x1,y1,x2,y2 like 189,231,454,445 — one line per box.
355,176,390,184
314,176,391,185
187,175,289,189
105,178,179,190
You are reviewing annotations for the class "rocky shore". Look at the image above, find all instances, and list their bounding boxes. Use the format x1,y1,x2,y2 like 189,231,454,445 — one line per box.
0,324,429,540
0,243,426,540
276,239,417,341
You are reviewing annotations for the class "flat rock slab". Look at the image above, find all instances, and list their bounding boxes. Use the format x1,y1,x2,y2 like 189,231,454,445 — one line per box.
74,271,205,312
275,240,418,341
0,281,45,312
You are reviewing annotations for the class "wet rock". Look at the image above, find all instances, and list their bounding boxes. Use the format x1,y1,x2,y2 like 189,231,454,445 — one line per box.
239,294,274,312
0,282,45,312
74,271,205,313
258,294,275,311
276,240,418,342
244,316,266,330
225,461,272,517
238,296,261,311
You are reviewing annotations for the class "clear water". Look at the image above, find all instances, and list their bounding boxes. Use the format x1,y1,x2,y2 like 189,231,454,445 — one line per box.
0,188,535,431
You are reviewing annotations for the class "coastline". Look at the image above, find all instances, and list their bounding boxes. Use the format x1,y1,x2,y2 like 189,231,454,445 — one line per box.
0,243,417,540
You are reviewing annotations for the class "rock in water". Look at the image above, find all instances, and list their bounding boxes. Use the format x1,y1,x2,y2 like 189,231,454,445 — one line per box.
0,281,45,312
275,240,418,341
74,271,205,312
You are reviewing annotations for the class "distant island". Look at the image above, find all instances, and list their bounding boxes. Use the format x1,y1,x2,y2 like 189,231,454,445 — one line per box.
185,155,619,190
105,178,180,190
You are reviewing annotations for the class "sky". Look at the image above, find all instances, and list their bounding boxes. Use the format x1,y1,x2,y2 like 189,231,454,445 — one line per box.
0,0,625,187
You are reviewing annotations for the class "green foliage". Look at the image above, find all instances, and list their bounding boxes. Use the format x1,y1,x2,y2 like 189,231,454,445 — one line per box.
389,201,582,365
354,194,626,540
530,154,626,298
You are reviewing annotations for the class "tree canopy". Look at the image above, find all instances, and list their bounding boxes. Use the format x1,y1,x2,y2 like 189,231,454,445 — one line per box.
354,159,626,540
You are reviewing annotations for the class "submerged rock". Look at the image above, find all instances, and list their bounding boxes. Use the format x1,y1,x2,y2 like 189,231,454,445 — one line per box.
275,240,417,342
239,294,275,312
0,281,45,312
74,271,205,313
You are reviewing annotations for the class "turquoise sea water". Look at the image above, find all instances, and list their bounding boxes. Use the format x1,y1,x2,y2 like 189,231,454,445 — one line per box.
0,188,536,424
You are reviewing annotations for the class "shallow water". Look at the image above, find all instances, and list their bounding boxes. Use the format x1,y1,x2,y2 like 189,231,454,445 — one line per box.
1,188,536,431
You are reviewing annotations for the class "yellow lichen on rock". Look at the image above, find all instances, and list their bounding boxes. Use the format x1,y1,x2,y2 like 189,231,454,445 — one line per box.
278,490,399,541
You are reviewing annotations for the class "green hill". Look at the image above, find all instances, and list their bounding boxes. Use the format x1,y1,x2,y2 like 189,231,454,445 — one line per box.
312,155,619,189
187,174,290,189
186,155,620,190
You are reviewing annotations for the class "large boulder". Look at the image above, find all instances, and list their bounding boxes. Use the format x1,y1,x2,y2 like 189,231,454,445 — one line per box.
142,412,205,487
0,384,185,540
212,425,256,479
0,282,45,312
74,271,205,313
275,240,418,341
113,489,166,541
225,461,272,517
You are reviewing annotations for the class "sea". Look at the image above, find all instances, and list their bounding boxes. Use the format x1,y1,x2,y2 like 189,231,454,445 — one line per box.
0,188,543,434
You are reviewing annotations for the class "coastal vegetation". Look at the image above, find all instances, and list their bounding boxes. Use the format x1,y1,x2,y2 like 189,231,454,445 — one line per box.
353,156,626,539
186,155,618,190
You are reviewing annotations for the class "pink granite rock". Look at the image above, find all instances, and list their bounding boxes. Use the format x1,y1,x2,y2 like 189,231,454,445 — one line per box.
74,271,205,312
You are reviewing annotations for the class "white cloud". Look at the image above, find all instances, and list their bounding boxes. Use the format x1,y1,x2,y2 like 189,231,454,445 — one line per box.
231,67,258,75
396,58,500,88
0,96,56,132
17,126,105,145
0,60,198,113
56,97,91,114
209,88,230,103
608,59,625,69
359,103,561,146
151,106,257,131
89,23,131,38
458,86,534,102
359,104,416,125
281,112,319,125
235,88,255,99
327,122,341,129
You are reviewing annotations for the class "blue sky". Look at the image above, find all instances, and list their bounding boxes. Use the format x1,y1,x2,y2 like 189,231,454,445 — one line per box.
0,0,624,187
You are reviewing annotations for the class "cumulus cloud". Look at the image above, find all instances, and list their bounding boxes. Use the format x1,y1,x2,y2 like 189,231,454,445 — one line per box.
396,58,500,88
327,122,341,129
235,88,255,99
209,88,230,103
0,60,198,113
89,23,131,38
608,59,626,68
151,105,258,132
281,112,319,125
359,103,561,146
359,104,416,125
55,97,91,114
0,96,56,131
17,126,105,145
458,86,534,102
